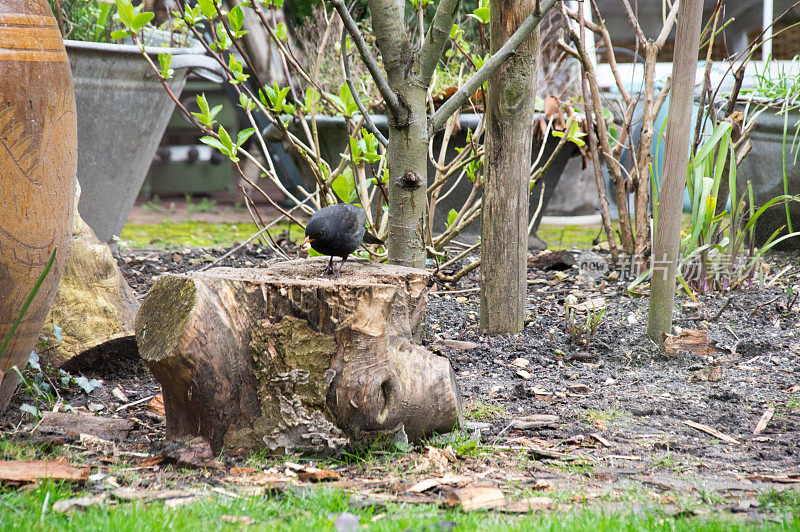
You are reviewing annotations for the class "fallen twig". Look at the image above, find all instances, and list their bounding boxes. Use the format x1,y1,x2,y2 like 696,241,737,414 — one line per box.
683,420,741,444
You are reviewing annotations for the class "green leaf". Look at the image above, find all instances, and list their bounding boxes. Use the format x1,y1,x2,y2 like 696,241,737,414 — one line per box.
110,29,129,40
275,22,288,41
332,169,357,203
339,84,358,117
133,11,154,31
237,128,255,147
228,5,244,31
239,93,255,111
200,135,228,153
158,53,174,79
469,6,490,24
446,209,458,228
115,0,135,28
197,0,217,19
218,126,235,152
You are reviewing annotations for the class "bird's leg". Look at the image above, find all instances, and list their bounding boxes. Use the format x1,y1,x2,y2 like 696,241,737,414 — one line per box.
334,256,348,278
323,255,335,275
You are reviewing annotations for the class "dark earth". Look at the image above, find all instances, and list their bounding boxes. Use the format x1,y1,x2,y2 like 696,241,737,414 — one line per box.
2,242,799,521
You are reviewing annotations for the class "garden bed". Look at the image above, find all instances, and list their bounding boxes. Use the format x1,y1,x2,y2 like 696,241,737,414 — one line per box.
0,242,798,528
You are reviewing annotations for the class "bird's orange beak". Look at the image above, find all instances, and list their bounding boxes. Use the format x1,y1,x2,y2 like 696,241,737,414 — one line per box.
300,236,312,252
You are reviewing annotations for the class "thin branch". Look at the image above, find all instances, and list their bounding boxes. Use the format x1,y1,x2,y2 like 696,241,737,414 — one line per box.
431,0,558,134
330,0,404,119
341,27,389,146
655,0,681,49
419,0,462,84
620,0,647,45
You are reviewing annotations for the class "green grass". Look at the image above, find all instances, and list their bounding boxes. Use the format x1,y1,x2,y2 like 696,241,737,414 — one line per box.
576,407,622,428
463,400,509,422
536,224,606,250
118,219,604,251
1,481,796,531
119,221,304,249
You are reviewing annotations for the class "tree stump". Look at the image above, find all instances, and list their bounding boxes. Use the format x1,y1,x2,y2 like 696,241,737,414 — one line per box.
41,203,139,369
135,257,462,454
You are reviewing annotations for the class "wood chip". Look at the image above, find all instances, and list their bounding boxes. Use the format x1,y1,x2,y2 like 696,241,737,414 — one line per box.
161,436,218,469
52,494,107,513
0,460,90,484
786,385,800,393
221,515,255,525
111,488,197,502
683,420,741,444
407,478,440,493
436,339,479,351
296,467,340,483
147,393,165,416
747,474,800,484
688,365,723,383
516,370,533,380
753,406,775,435
111,387,129,403
502,496,554,513
511,358,530,368
571,298,606,312
115,394,155,412
37,411,133,441
511,415,559,430
664,330,716,356
606,455,642,461
590,433,613,447
567,383,592,394
441,486,506,511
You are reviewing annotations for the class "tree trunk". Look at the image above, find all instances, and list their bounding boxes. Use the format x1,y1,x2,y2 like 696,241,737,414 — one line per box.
368,0,428,269
480,0,539,333
135,257,462,454
647,0,704,344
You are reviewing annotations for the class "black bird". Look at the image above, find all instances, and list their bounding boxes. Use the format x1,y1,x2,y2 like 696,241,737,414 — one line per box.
301,203,382,277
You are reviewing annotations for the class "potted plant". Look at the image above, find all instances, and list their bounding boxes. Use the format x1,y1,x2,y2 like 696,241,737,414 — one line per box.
50,0,222,243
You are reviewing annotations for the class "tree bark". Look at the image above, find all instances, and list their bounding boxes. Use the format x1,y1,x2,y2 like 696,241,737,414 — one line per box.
135,258,462,454
647,0,704,344
480,0,539,333
367,0,428,269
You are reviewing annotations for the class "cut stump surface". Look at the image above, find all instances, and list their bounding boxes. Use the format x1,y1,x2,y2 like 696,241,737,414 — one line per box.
135,257,462,454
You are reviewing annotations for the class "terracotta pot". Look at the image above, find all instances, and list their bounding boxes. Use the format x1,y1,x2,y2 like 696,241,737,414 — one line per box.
0,1,77,412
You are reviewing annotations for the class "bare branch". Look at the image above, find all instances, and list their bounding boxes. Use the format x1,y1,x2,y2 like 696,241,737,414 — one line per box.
655,0,681,49
620,0,647,45
431,0,558,134
330,0,404,119
419,0,462,84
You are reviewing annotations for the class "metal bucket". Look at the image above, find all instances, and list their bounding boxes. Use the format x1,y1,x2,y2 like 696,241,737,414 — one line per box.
66,36,222,242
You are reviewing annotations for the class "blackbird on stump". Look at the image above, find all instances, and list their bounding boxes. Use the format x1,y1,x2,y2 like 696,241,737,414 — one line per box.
301,203,383,277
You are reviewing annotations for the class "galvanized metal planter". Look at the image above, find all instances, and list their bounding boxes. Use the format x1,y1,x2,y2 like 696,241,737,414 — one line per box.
66,36,221,242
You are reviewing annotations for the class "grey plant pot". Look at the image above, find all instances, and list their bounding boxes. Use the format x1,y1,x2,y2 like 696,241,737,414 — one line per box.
66,36,222,243
271,113,576,249
736,102,800,249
